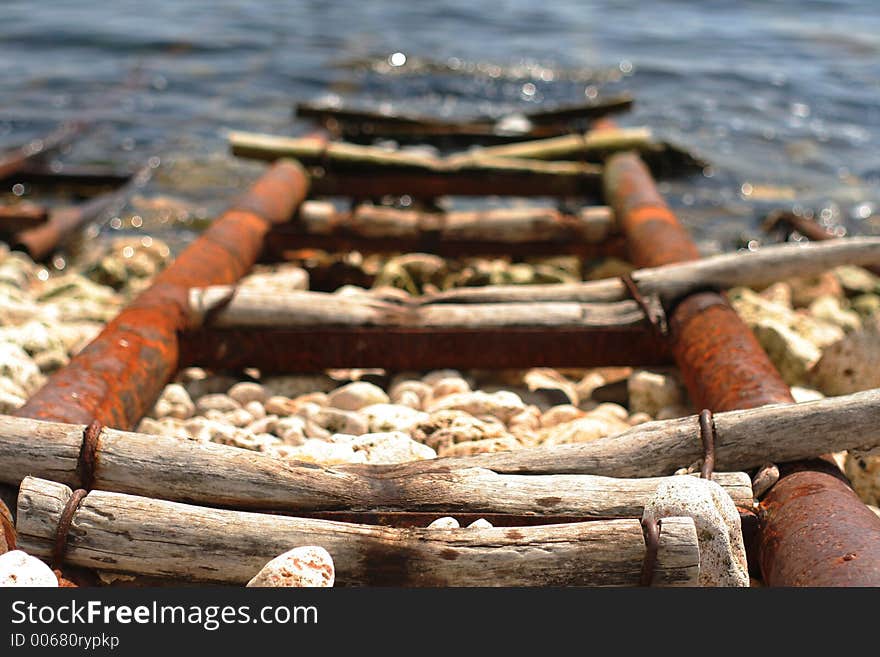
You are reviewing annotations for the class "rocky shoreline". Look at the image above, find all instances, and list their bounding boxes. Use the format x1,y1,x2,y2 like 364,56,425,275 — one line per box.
2,239,880,587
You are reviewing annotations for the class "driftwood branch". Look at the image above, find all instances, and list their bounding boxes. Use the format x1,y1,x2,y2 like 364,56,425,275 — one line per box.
296,202,615,244
423,238,880,305
379,388,880,477
16,477,700,586
187,287,661,331
446,128,654,164
0,414,751,516
229,131,600,178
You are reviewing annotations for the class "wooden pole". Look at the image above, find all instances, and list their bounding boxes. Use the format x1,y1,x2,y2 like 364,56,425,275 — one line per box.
0,414,752,515
16,477,701,586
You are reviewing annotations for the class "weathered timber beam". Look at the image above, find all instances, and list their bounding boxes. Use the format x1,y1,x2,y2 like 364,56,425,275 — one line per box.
0,413,753,515
17,477,700,586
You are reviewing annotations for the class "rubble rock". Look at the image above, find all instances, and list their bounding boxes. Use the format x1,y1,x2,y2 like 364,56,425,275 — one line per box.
627,370,683,417
752,318,821,386
426,390,525,423
642,477,748,587
246,546,334,588
0,550,58,587
351,431,436,464
227,382,268,406
359,403,428,433
809,321,880,395
427,517,460,529
808,295,861,332
327,381,390,411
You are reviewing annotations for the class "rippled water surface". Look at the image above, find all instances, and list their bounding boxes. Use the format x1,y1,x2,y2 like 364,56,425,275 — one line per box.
2,1,879,251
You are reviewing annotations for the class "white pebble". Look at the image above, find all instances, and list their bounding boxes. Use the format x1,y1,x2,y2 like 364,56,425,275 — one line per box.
0,551,58,587
246,546,334,587
467,518,493,529
427,517,460,529
642,477,748,587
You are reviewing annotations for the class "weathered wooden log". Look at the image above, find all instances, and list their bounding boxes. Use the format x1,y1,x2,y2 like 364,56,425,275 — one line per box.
0,414,752,515
230,131,599,177
423,237,880,305
187,287,659,331
296,95,633,130
445,127,654,164
264,202,621,257
17,477,700,586
297,202,615,243
354,387,880,478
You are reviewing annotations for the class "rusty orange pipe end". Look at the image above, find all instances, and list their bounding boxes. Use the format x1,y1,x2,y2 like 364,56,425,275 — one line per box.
15,160,309,430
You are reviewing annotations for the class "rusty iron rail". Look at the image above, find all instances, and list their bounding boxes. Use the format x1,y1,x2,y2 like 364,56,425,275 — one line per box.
763,209,880,278
14,160,309,430
180,325,672,372
0,122,84,181
603,124,880,586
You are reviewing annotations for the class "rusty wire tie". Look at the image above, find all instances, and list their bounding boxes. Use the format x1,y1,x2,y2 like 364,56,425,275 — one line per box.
639,517,662,587
698,409,716,480
620,273,667,337
77,419,102,490
51,488,88,570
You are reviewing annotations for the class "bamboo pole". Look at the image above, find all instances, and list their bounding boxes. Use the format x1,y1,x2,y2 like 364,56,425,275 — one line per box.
17,477,700,586
0,414,752,515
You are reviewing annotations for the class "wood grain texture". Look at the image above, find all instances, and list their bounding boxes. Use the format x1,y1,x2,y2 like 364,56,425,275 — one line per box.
16,477,700,586
423,237,880,305
0,415,751,515
187,286,658,331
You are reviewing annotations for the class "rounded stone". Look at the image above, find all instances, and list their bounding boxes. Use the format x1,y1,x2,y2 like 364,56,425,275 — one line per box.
246,546,334,588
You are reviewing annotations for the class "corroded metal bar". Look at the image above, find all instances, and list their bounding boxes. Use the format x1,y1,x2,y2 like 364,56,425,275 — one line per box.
263,231,628,259
179,326,672,372
603,122,880,586
304,168,601,199
764,209,880,277
759,468,880,586
0,122,84,180
603,150,699,268
15,160,309,429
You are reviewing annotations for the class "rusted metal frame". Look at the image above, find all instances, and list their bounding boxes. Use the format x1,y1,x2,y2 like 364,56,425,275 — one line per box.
1,163,133,190
0,122,84,180
604,133,880,586
179,325,672,373
307,168,602,199
14,160,309,430
763,209,880,277
11,162,155,261
262,228,628,260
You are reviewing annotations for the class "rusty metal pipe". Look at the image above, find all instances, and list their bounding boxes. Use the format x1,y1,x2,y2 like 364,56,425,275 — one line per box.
602,123,880,586
759,470,880,586
15,160,309,429
180,326,672,372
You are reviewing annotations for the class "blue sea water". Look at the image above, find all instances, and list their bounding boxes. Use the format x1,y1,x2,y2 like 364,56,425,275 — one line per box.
1,1,878,248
